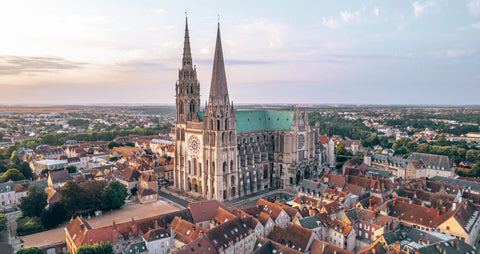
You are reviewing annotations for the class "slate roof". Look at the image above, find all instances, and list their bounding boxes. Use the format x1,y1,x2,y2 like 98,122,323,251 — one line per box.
430,176,480,192
125,241,148,254
408,152,451,171
235,109,294,133
298,215,322,229
49,170,72,184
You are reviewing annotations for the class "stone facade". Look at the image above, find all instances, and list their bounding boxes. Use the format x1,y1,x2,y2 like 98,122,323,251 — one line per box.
174,19,326,202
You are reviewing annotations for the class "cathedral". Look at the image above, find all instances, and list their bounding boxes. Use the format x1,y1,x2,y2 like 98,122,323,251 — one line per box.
174,18,327,202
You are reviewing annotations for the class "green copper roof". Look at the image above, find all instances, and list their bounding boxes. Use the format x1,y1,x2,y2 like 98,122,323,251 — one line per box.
235,109,293,133
197,112,204,121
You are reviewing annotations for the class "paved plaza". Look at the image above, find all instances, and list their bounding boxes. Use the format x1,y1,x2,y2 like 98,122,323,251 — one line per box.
18,200,179,249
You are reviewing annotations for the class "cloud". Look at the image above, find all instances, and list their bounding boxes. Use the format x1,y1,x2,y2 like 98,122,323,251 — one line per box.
373,7,380,17
430,49,474,58
397,24,405,31
467,0,480,16
0,56,85,75
154,9,166,13
413,1,435,18
470,22,480,29
341,10,361,22
322,16,340,29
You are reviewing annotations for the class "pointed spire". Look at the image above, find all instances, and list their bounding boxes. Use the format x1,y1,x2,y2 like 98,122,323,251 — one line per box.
208,22,229,106
182,15,192,68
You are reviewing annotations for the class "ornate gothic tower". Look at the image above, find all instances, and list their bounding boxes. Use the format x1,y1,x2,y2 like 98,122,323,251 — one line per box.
174,17,201,190
176,17,200,123
202,24,238,201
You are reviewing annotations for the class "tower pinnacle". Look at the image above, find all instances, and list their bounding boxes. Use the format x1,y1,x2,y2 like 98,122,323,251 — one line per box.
208,22,229,107
182,16,192,68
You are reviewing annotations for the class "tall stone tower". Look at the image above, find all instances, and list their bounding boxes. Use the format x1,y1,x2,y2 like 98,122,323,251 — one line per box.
202,24,238,201
174,17,201,191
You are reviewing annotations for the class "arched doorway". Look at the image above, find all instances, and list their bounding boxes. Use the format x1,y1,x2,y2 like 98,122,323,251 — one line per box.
304,166,311,179
296,171,302,185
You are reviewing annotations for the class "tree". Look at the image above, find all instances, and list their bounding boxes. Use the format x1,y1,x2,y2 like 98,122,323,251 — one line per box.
66,165,77,173
17,161,33,179
0,212,7,232
76,241,113,254
60,181,84,216
107,141,119,150
82,181,108,212
18,185,47,218
40,203,67,229
105,180,127,209
336,143,347,156
16,247,43,254
0,168,25,182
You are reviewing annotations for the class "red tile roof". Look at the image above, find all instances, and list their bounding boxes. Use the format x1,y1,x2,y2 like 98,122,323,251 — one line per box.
188,200,228,223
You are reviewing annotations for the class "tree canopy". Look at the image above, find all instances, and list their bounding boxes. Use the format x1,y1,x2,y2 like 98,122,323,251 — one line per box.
0,168,25,182
105,180,127,209
76,241,113,254
16,247,43,254
18,185,47,218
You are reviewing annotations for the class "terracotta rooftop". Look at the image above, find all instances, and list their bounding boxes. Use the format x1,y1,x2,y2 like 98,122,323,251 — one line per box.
267,223,313,252
188,200,228,223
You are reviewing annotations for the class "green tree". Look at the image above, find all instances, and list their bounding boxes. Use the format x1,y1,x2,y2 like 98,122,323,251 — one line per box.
18,185,47,218
16,247,43,254
105,180,127,209
66,165,77,173
336,143,347,156
107,141,119,149
60,181,84,216
0,212,7,232
0,168,25,182
40,203,67,229
76,241,113,254
17,161,33,179
82,181,108,212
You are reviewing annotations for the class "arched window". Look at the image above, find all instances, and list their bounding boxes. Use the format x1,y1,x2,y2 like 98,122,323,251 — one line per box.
188,160,191,174
223,162,227,173
193,158,197,175
190,99,195,113
222,133,225,143
206,160,209,172
230,160,234,172
263,165,268,179
199,163,202,177
210,120,214,130
225,119,228,130
212,162,215,173
231,175,235,185
230,132,233,143
217,120,221,131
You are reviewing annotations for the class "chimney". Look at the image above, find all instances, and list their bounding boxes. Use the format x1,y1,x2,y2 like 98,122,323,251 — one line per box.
450,239,454,246
427,238,430,245
456,241,459,249
406,248,410,254
112,220,117,229
437,210,440,216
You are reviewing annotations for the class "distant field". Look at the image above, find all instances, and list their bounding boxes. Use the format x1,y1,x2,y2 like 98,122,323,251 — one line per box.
0,107,79,114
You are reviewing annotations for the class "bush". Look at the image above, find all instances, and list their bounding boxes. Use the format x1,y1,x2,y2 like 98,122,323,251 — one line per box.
16,216,44,236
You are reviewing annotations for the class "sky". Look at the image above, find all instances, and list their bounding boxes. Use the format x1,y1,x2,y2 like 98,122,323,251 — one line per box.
0,0,479,105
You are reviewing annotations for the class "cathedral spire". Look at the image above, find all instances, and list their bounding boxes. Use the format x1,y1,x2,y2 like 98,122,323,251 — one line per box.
208,22,229,106
182,15,192,68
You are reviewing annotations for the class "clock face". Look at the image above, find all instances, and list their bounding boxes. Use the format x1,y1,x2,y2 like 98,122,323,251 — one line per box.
298,134,305,150
188,135,201,155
